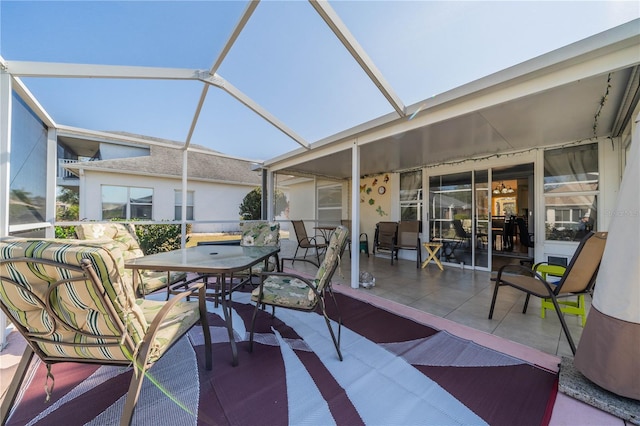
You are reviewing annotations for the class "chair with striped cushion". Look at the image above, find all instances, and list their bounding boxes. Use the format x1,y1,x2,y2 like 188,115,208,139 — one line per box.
0,238,212,426
75,222,188,298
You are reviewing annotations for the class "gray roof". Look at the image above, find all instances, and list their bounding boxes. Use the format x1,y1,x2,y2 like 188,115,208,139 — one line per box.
66,134,262,186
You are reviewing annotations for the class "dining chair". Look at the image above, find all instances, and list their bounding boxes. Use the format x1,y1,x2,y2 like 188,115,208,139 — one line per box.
488,231,607,354
452,219,471,248
75,222,187,298
249,225,349,361
391,220,422,267
290,220,327,267
515,217,534,248
0,238,212,426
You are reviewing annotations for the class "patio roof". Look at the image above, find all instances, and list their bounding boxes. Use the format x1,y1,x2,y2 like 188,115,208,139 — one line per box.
266,21,640,178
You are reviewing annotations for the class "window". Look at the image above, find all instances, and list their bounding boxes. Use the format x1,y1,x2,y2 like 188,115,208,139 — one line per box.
400,170,422,220
102,185,153,220
317,184,342,225
175,190,194,220
429,172,472,240
9,92,48,227
544,143,598,241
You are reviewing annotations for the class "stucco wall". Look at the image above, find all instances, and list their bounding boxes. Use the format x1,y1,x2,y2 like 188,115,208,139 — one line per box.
80,170,256,233
356,173,396,247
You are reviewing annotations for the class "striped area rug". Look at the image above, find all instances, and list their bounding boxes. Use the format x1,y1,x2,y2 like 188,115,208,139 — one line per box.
5,291,558,426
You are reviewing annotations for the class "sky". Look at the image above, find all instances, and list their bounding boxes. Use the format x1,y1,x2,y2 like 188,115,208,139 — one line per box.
1,1,638,161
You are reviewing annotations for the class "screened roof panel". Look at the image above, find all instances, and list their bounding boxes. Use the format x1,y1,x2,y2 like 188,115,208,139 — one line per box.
215,1,394,144
1,1,243,68
192,87,302,161
333,1,640,106
2,1,638,163
21,77,205,142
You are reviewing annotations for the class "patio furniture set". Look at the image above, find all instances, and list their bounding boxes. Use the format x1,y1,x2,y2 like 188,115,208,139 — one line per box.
0,221,349,425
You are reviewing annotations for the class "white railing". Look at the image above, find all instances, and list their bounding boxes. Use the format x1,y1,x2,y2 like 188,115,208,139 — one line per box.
58,158,79,179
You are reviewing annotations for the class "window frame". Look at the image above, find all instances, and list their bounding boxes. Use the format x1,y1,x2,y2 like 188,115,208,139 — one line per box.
101,185,153,220
174,190,194,220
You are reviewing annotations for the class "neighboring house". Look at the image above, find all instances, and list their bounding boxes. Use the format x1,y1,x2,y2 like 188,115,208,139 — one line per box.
61,133,263,233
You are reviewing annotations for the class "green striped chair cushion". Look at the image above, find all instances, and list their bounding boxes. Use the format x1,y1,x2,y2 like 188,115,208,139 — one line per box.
0,238,148,361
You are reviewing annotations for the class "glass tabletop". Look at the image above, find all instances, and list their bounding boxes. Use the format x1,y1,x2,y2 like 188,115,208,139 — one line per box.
125,245,279,274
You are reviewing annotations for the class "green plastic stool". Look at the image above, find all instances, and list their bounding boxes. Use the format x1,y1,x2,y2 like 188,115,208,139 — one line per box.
536,264,587,327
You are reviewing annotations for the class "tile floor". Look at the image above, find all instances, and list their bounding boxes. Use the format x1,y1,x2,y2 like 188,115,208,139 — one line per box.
279,239,587,358
0,240,612,425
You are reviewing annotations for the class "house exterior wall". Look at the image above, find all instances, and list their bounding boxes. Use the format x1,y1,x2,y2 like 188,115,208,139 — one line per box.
355,173,397,248
79,170,256,233
99,143,149,160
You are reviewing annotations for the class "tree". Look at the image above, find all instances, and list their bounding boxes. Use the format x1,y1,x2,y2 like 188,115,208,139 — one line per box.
239,187,288,220
56,187,79,221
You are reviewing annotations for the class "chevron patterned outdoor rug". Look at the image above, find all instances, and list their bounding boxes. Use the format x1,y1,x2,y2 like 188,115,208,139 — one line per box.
4,291,558,426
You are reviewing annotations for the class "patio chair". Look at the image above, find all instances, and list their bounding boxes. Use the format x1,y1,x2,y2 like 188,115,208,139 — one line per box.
249,225,349,361
75,222,187,298
290,220,327,267
341,219,369,257
488,231,607,354
0,238,212,426
391,220,422,268
373,221,398,256
239,220,281,276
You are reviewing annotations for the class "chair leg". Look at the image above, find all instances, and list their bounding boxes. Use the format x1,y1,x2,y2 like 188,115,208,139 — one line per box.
488,281,501,319
522,294,531,314
549,295,577,355
320,294,343,361
249,298,260,353
1,345,35,424
121,360,149,426
199,292,212,370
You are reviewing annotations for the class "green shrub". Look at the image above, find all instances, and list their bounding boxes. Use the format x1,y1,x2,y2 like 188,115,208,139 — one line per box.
55,226,76,239
134,222,192,255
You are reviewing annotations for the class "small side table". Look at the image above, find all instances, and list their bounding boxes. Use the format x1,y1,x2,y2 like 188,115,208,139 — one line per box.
421,242,444,271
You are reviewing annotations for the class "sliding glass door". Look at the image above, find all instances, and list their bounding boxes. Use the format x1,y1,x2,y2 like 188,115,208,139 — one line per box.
428,170,489,269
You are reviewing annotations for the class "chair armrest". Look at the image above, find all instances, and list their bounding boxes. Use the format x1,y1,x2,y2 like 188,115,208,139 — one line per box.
257,272,322,299
279,256,320,269
141,283,206,347
496,264,536,281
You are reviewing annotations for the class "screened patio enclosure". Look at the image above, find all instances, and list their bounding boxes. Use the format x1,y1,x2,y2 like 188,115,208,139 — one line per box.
1,1,639,349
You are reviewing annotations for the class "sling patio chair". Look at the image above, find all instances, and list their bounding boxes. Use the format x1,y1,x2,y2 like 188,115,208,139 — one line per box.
391,220,422,268
488,231,607,354
75,222,188,299
249,225,349,361
289,220,328,267
0,238,212,426
373,221,398,256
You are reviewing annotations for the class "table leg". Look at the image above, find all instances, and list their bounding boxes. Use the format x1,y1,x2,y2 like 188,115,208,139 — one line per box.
218,272,238,366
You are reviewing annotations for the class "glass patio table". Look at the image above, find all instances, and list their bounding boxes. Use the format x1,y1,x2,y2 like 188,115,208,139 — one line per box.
125,245,280,366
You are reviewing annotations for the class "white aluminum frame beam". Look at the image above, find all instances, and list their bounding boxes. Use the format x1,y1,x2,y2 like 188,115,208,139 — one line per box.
309,0,406,117
185,0,260,149
201,74,310,150
6,61,199,80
